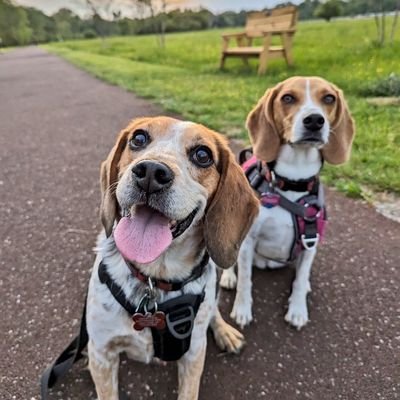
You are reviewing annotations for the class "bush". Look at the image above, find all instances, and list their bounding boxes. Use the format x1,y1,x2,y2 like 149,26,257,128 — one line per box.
361,73,400,97
83,29,96,39
314,0,342,22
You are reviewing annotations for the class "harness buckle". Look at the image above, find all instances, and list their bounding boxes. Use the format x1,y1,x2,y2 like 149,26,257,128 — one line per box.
166,305,195,340
301,233,319,250
303,202,321,222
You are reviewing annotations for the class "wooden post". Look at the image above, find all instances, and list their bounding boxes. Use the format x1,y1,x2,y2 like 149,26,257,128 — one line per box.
237,36,249,67
258,33,271,75
282,33,294,66
220,37,229,69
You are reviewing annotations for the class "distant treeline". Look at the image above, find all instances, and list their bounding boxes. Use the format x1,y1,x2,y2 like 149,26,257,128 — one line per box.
0,0,399,47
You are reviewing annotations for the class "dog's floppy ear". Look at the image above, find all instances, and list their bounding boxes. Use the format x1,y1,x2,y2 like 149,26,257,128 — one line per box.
246,85,281,162
100,130,129,237
322,86,356,165
204,139,259,269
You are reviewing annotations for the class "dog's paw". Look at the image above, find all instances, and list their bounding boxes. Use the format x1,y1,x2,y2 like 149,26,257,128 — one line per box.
285,300,309,330
220,269,237,290
230,300,253,328
213,320,245,354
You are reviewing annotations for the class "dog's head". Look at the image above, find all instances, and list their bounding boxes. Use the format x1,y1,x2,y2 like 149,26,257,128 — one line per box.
246,76,355,164
100,117,258,269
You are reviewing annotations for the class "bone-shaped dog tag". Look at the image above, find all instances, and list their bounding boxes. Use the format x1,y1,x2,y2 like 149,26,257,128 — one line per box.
132,311,166,331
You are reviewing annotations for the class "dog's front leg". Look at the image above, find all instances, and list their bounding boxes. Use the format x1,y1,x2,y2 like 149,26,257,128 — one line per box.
230,235,255,328
285,248,316,330
88,339,120,400
177,336,207,400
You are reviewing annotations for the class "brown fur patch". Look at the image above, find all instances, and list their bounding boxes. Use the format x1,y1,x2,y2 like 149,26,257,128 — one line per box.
246,76,355,164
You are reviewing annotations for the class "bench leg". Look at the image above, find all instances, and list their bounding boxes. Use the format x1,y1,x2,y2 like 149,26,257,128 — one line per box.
242,56,249,67
220,53,226,70
282,33,294,66
258,53,269,74
258,34,271,75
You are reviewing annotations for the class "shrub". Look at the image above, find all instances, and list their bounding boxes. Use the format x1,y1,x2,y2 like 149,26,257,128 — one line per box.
361,73,400,97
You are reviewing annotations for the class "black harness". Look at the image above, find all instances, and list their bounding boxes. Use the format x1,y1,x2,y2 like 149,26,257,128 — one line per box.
98,256,208,362
41,253,209,399
240,148,327,262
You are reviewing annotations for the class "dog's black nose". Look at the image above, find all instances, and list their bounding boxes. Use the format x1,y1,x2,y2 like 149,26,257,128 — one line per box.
132,161,174,194
303,114,325,131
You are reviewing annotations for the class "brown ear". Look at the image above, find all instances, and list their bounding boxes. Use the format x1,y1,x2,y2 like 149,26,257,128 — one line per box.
204,139,259,269
100,130,129,237
322,86,356,165
246,86,281,162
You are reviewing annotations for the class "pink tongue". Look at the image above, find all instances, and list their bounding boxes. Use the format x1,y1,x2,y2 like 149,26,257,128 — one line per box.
114,207,172,264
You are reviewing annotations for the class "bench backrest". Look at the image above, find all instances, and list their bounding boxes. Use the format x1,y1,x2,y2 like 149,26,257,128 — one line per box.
245,6,298,37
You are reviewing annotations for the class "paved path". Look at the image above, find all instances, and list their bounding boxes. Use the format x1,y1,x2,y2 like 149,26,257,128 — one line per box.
1,47,399,400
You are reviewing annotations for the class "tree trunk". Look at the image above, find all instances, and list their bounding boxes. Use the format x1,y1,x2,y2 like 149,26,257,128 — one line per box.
390,4,400,44
374,13,381,41
380,13,386,45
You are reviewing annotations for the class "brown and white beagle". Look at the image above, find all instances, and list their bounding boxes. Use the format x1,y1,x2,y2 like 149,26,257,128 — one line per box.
220,76,355,330
87,116,259,400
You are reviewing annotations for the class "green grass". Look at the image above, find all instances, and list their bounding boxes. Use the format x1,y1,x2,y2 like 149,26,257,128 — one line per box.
44,17,400,194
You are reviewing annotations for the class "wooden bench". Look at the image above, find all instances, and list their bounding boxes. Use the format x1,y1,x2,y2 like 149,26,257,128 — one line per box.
220,6,298,75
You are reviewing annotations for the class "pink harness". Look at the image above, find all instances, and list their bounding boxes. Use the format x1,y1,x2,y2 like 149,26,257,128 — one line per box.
242,152,327,262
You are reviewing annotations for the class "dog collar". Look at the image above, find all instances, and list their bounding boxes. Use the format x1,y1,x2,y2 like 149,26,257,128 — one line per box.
124,251,209,292
240,148,321,193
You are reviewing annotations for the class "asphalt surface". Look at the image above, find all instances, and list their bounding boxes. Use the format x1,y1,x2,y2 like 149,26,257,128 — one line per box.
1,47,399,400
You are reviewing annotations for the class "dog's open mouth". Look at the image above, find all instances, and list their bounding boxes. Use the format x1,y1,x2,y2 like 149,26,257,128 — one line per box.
295,134,323,145
114,205,198,264
170,207,198,239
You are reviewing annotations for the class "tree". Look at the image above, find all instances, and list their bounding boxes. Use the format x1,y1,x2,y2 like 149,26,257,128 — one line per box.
314,0,342,22
0,0,32,45
133,0,185,47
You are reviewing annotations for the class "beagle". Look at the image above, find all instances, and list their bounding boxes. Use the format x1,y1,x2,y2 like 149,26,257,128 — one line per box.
220,76,355,330
87,116,259,400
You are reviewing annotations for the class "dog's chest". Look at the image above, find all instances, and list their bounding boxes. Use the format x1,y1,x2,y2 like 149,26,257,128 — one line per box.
254,205,295,262
87,279,156,363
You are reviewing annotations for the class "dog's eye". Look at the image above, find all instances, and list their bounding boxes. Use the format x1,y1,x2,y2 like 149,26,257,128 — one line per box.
190,146,213,168
281,94,296,104
130,129,149,149
323,94,336,105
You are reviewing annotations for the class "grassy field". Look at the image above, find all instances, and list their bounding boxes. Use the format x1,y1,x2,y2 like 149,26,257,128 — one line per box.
45,17,400,195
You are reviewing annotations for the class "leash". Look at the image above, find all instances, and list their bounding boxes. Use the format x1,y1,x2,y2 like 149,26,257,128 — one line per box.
40,253,209,398
40,295,88,400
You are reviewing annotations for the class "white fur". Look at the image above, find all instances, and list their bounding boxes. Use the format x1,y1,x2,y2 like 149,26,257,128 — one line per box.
221,87,327,330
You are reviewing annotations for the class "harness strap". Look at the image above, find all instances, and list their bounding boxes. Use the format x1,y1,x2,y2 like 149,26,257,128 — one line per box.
98,262,137,315
126,252,209,292
40,295,88,400
242,148,320,194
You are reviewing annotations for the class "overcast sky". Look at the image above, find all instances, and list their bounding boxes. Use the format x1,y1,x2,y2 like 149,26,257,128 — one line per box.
14,0,297,17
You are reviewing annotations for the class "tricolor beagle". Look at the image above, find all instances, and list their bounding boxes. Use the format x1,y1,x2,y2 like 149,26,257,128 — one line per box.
87,117,259,400
220,76,355,330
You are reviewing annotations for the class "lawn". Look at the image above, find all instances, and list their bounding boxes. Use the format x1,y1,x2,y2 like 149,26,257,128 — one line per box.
44,17,400,195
